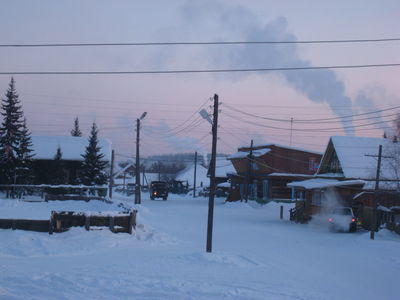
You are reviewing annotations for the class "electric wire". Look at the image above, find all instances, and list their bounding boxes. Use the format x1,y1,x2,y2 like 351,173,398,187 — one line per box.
223,102,400,123
222,110,396,132
2,38,400,47
2,63,400,75
149,97,210,135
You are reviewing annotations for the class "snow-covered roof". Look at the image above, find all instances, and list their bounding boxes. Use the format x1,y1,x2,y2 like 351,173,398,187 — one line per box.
229,143,322,160
217,182,231,188
228,148,271,159
318,136,399,180
31,136,111,162
114,163,134,178
238,143,323,155
175,164,209,186
215,157,235,177
287,178,365,189
268,173,315,178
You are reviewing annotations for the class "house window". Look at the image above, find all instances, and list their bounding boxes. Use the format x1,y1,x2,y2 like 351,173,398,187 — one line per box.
308,158,319,171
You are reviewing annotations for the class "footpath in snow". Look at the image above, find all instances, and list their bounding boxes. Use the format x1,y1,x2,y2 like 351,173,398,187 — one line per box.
0,193,399,300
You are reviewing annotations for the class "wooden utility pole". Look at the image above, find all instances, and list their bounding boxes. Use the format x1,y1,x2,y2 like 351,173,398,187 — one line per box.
108,149,115,199
193,151,198,198
206,94,219,253
245,140,254,203
372,145,382,240
365,145,387,240
290,117,293,146
135,118,141,204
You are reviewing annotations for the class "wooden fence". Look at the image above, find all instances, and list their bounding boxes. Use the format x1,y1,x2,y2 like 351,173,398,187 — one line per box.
0,184,108,201
0,210,137,234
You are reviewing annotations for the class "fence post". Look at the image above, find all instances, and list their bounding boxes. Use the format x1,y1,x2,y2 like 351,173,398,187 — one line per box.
109,216,115,233
128,210,137,234
280,205,283,220
85,215,90,231
49,211,54,235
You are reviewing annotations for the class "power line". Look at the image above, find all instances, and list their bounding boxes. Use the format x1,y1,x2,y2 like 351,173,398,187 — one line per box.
19,92,399,110
1,63,400,75
223,103,400,123
2,38,400,48
20,92,202,107
222,110,396,132
149,98,210,136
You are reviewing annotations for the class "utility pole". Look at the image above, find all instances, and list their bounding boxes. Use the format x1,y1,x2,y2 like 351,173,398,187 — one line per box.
290,117,293,146
135,118,141,204
193,151,198,198
135,112,147,205
142,166,145,186
372,145,382,240
365,145,389,240
206,94,219,253
245,140,254,203
108,149,115,199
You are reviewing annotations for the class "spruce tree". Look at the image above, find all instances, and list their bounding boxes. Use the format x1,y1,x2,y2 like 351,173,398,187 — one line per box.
71,117,82,137
0,78,24,184
79,122,108,185
16,118,35,184
51,145,66,185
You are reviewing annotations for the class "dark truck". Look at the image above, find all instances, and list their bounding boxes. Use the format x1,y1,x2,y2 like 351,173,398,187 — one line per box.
149,181,168,200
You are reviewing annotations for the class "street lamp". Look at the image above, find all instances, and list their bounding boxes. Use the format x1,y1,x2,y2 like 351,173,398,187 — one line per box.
135,112,147,204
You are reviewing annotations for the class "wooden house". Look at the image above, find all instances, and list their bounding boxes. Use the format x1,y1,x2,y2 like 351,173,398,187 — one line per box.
288,136,400,222
227,143,322,201
30,136,111,185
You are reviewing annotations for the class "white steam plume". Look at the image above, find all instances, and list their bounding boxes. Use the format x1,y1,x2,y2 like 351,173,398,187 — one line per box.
180,1,355,135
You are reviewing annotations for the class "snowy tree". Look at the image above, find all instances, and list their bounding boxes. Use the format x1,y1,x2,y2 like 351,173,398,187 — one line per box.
15,118,35,184
0,78,24,184
384,114,400,191
79,122,108,185
51,145,66,185
71,117,82,137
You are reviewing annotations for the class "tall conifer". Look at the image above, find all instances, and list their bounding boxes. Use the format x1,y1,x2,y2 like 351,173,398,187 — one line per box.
79,122,108,185
0,78,24,183
16,118,35,183
71,117,82,137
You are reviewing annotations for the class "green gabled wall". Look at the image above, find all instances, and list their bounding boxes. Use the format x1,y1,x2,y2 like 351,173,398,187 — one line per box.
317,139,344,175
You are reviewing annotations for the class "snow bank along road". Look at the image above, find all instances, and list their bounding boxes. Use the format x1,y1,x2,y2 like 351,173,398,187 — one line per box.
0,194,399,300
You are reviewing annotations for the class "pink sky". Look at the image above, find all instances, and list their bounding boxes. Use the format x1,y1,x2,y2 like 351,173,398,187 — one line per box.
0,0,399,160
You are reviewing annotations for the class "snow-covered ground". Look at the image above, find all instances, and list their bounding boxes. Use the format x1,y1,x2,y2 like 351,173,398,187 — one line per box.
0,194,399,299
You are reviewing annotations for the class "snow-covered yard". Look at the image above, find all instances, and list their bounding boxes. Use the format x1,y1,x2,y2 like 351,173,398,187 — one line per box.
0,194,399,299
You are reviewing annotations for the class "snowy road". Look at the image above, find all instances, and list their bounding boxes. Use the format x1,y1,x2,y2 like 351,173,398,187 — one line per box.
0,194,399,299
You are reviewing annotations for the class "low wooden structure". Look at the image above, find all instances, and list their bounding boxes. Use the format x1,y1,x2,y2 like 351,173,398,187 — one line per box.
0,210,137,234
0,184,108,201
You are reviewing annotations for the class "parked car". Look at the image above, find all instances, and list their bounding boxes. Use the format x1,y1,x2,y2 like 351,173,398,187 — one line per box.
149,181,168,200
328,207,357,232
